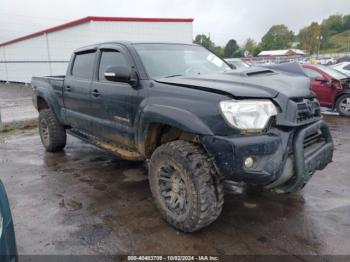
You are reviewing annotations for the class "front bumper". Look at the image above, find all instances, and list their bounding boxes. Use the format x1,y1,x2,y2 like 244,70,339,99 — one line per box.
201,120,334,193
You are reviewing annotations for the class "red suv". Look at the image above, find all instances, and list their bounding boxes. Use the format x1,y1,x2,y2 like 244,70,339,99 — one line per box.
302,64,350,116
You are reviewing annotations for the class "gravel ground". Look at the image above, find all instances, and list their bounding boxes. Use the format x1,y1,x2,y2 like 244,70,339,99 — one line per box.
0,115,349,257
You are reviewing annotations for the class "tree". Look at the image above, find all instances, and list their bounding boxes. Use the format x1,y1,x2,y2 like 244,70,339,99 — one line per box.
321,14,343,34
232,48,244,58
223,39,239,58
193,34,216,51
343,15,350,31
320,14,344,49
243,38,257,56
298,22,321,54
260,24,294,50
193,34,224,57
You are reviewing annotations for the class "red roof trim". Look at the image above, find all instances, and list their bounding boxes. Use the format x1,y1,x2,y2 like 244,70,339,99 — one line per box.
0,16,194,47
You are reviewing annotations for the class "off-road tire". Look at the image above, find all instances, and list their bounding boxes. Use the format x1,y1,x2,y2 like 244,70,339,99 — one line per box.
38,109,66,152
336,94,350,117
149,140,224,232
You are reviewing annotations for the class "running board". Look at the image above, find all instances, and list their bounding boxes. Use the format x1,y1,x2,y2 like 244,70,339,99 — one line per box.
67,129,144,161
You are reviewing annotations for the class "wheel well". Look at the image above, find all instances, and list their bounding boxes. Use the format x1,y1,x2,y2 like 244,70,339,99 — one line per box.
144,123,199,158
37,97,49,111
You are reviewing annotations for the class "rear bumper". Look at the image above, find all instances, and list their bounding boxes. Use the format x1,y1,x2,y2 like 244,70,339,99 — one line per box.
201,120,333,193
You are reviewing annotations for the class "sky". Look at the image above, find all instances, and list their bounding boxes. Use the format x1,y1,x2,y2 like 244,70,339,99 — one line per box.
0,0,349,46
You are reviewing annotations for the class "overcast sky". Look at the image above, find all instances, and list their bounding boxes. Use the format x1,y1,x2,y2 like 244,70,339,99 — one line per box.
0,0,349,46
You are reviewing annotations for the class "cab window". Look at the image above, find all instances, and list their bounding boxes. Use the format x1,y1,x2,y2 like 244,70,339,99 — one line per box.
98,50,128,82
303,68,322,79
71,51,96,80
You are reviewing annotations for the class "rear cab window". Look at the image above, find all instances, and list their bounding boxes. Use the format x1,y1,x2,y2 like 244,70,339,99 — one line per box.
71,51,96,80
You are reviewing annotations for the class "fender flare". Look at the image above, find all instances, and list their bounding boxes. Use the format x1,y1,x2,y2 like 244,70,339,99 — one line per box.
34,89,63,122
135,104,214,154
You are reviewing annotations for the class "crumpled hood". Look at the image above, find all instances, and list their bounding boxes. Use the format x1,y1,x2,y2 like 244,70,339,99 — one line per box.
156,67,312,99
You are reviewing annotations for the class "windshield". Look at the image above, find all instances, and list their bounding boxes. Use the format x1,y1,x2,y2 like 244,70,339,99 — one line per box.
225,59,250,69
317,64,348,79
133,44,231,79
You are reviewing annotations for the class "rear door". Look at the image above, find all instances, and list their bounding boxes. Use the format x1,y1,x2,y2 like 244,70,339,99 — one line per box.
89,45,141,148
303,67,333,107
63,49,96,131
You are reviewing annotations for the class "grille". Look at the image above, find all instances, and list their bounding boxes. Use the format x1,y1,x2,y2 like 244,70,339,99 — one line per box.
303,130,325,149
303,129,327,159
294,98,321,123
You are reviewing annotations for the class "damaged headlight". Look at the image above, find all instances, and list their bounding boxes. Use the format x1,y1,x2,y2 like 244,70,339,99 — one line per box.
219,99,278,132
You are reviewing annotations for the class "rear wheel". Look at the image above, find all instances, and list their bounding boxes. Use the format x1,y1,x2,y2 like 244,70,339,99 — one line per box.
39,109,66,152
336,94,350,116
149,140,224,232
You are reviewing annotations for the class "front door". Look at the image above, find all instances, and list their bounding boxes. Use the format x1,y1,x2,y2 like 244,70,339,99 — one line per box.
304,67,333,107
89,46,141,148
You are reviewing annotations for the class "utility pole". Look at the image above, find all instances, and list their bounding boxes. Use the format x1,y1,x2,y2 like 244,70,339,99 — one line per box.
316,35,323,59
348,32,350,55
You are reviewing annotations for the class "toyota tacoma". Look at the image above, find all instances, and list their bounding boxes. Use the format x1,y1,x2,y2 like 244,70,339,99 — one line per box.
32,42,334,232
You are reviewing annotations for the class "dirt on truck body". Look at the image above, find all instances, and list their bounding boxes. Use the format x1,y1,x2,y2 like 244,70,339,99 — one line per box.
31,42,334,232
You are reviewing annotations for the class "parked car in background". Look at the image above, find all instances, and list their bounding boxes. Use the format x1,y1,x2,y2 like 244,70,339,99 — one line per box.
316,57,335,65
332,62,350,77
224,58,250,69
302,64,350,116
299,57,312,64
336,56,350,64
0,180,17,261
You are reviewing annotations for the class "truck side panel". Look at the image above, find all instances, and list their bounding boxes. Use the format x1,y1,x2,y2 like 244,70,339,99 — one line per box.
32,76,66,124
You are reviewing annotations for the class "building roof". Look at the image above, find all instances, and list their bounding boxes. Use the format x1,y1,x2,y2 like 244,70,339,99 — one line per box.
258,49,305,56
0,16,194,47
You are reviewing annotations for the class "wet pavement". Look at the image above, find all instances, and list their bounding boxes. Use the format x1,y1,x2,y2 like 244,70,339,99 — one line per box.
0,115,349,256
0,83,37,124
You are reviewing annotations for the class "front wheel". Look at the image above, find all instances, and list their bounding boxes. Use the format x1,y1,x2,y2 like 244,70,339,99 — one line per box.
39,109,67,152
336,94,350,116
149,140,224,232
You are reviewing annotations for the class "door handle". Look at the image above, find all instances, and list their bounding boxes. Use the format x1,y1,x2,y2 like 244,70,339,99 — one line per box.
92,89,100,97
65,86,71,91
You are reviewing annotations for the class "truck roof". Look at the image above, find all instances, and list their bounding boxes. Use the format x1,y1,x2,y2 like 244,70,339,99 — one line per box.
74,41,198,53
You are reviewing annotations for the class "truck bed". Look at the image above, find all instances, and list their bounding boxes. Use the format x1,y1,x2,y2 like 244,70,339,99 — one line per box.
31,76,66,114
31,76,65,90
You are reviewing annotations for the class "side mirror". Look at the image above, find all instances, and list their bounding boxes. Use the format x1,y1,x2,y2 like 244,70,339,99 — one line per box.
104,66,138,86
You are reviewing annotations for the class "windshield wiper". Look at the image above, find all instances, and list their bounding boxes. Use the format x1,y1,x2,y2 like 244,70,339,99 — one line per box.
164,74,184,78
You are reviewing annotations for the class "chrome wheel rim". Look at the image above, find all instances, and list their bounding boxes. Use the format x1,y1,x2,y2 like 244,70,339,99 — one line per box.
158,164,188,215
339,97,350,114
40,119,50,146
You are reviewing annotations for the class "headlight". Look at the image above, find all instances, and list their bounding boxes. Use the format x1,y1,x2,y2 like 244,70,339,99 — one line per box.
219,99,278,132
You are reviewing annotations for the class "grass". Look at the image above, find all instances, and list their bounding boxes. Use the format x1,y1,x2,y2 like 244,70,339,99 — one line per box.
320,29,350,54
0,119,37,133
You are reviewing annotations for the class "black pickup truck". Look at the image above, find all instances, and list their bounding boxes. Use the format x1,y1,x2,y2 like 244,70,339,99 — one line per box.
32,42,334,232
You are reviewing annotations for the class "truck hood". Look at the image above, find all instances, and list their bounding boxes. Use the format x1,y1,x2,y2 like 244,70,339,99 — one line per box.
156,67,312,99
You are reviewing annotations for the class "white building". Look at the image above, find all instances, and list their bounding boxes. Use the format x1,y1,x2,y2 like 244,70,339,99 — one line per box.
258,49,305,57
0,16,193,83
